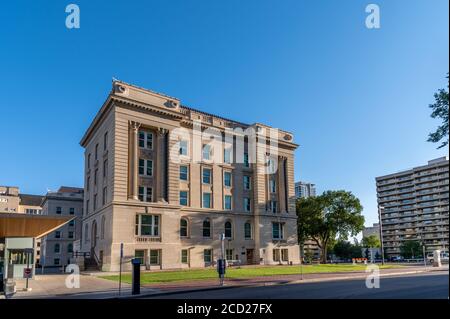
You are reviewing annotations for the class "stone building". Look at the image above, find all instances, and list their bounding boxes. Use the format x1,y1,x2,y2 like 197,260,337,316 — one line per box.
79,80,300,271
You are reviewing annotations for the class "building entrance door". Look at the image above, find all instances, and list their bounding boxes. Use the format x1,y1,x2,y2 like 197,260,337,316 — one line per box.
246,249,254,264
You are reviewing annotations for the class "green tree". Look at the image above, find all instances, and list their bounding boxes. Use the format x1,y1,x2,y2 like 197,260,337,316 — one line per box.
304,248,314,264
332,239,362,260
296,190,365,263
400,240,423,259
428,74,449,149
362,235,381,248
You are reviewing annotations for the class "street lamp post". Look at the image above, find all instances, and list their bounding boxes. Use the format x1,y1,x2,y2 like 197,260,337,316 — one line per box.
378,206,385,265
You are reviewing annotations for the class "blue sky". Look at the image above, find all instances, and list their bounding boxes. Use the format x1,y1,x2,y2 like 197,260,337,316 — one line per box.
0,0,448,227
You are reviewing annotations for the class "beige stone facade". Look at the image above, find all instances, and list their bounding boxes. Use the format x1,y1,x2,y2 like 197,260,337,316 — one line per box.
79,80,300,271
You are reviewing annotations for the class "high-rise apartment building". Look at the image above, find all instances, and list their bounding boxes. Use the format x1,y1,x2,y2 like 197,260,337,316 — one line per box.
78,80,300,271
295,181,316,199
376,157,449,257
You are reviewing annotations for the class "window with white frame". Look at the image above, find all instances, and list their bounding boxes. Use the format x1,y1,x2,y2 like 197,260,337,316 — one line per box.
179,139,188,156
272,222,284,239
202,144,211,160
226,249,233,261
224,195,232,210
203,249,213,263
139,131,153,149
202,167,212,184
224,147,232,164
180,165,189,181
179,191,188,206
181,249,189,264
243,175,251,190
224,171,232,187
269,179,276,193
244,197,251,212
139,159,153,176
203,192,212,208
270,200,278,213
138,186,153,202
135,214,159,236
149,249,160,265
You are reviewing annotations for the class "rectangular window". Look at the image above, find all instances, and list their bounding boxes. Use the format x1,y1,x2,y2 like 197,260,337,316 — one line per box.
69,208,75,215
179,140,188,156
150,250,160,265
93,194,98,211
202,144,211,160
135,250,145,265
180,166,188,181
224,171,232,187
55,231,61,239
202,168,212,184
281,249,289,261
244,197,251,212
135,214,159,236
181,249,189,264
138,186,153,202
104,131,108,151
95,144,99,160
180,191,188,206
273,249,280,262
139,131,153,149
69,220,75,227
272,222,284,239
54,258,60,265
243,176,251,190
224,195,232,210
56,207,62,215
244,152,249,167
54,243,60,253
87,176,90,192
226,249,233,261
269,179,276,193
102,186,107,205
270,200,278,213
68,231,74,239
224,147,232,164
203,192,212,208
87,153,91,169
94,169,98,185
103,159,108,178
139,159,153,176
204,249,213,263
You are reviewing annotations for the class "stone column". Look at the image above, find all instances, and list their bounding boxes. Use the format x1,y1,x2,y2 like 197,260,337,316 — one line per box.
128,121,140,200
156,127,168,202
278,156,287,213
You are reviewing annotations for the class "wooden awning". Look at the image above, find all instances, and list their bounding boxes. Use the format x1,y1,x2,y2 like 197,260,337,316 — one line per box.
0,213,73,238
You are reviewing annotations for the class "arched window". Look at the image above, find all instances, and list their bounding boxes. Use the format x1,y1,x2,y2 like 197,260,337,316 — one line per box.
180,218,188,237
244,222,252,239
67,243,73,253
203,218,211,238
225,221,232,239
84,224,89,243
101,215,106,240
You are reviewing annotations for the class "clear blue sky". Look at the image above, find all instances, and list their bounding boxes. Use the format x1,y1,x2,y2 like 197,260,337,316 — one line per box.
0,1,448,228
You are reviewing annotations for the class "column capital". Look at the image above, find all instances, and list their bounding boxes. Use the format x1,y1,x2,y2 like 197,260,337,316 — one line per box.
129,121,141,131
158,127,169,136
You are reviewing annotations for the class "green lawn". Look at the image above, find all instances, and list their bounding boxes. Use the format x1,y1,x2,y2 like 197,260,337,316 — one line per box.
100,264,401,285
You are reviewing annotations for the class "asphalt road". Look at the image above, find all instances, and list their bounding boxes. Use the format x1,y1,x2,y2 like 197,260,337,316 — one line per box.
149,271,449,299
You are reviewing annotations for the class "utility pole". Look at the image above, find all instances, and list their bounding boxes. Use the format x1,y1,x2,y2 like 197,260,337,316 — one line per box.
118,243,123,296
378,206,385,265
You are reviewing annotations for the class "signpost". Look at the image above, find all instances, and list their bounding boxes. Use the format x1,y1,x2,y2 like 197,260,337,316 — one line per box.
119,243,123,296
23,248,33,291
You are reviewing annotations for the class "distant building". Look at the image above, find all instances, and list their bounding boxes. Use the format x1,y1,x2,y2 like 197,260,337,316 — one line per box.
295,181,316,199
363,223,380,240
376,156,449,257
40,187,84,268
18,194,44,215
0,186,20,213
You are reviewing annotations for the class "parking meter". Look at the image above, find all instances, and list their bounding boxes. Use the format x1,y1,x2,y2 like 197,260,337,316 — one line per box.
217,259,226,285
131,258,141,295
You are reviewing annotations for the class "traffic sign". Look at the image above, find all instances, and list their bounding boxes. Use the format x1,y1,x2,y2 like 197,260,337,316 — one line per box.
23,268,32,279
